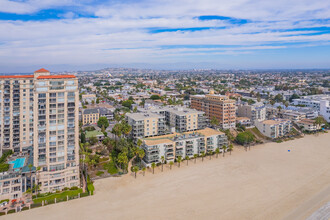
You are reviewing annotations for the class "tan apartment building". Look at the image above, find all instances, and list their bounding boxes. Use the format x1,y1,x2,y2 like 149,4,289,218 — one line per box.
126,112,166,139
82,108,100,125
191,94,236,129
0,68,80,193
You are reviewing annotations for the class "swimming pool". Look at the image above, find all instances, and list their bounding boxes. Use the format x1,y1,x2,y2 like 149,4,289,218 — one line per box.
9,158,26,169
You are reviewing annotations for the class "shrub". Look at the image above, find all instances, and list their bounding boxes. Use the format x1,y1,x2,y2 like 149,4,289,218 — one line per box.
235,131,255,145
70,186,78,190
96,171,104,176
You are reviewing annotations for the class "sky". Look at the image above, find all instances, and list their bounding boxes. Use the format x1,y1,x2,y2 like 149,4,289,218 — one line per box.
1,0,330,73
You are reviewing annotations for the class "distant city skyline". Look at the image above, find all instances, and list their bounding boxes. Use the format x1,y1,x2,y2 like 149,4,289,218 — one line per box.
1,0,330,72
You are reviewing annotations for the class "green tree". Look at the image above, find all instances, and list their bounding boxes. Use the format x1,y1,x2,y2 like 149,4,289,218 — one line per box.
185,156,189,165
210,117,219,128
215,148,220,158
150,95,161,100
151,162,156,174
89,136,98,145
177,156,182,168
169,161,174,170
201,151,205,162
142,167,146,176
117,153,128,172
80,132,86,143
228,144,234,155
235,131,255,145
102,137,111,146
193,154,198,163
222,145,227,157
97,117,109,129
137,148,145,168
161,156,165,172
132,166,139,179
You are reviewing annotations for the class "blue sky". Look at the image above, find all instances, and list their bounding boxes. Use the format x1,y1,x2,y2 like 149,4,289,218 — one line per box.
0,0,330,72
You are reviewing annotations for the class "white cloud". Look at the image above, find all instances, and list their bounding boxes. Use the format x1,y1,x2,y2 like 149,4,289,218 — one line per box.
0,0,330,71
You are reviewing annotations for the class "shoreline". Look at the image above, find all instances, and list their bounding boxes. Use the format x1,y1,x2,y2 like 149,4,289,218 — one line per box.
4,132,330,220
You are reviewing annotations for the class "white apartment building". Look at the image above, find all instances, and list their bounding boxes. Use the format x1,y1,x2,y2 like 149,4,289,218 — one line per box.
255,119,292,139
320,100,330,122
0,68,80,193
141,128,228,167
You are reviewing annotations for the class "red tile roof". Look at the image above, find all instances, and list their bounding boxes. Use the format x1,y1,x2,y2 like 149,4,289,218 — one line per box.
0,75,34,79
37,75,76,79
34,68,50,73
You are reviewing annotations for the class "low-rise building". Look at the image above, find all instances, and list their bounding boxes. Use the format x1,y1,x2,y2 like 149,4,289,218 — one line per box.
85,130,105,142
255,119,292,139
295,119,321,132
141,128,228,167
237,102,266,123
81,94,96,104
82,109,99,125
236,117,252,127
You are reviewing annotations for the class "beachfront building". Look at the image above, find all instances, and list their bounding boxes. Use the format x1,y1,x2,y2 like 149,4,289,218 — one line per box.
190,94,236,129
292,94,330,112
320,100,330,122
295,119,321,132
237,102,266,124
82,108,100,125
255,119,292,139
0,68,80,193
141,128,228,167
126,112,166,139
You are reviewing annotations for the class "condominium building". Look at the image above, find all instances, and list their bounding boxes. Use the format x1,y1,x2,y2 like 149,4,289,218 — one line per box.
127,106,207,139
126,112,166,139
292,95,330,112
191,94,236,129
295,119,321,132
320,100,330,122
148,106,207,132
141,128,228,167
0,68,80,193
82,108,99,125
255,119,292,139
237,102,266,124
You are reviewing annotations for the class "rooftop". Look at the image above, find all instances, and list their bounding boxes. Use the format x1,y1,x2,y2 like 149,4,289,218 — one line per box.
34,68,50,73
86,130,104,139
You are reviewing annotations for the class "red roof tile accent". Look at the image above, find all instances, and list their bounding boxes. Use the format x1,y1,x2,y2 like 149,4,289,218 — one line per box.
0,75,34,79
34,68,50,73
37,75,76,79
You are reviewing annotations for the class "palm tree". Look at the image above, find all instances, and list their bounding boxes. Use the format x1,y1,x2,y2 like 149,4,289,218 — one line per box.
35,166,41,198
215,148,220,158
169,161,174,170
151,162,156,174
208,151,212,160
132,166,139,179
193,154,198,163
228,144,234,155
138,148,145,168
222,145,227,157
142,167,146,176
177,156,182,168
28,164,33,196
161,156,165,172
185,156,189,165
201,151,205,162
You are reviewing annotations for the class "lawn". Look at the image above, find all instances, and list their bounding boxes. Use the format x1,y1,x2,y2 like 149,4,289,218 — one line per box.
103,158,118,175
33,188,83,204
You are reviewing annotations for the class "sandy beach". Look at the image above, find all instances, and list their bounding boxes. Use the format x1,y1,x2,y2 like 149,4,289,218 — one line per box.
4,132,330,220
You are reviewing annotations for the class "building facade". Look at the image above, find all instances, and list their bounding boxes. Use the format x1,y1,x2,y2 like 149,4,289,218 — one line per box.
0,68,80,193
255,119,292,139
191,94,236,129
237,102,266,124
141,128,228,167
82,108,100,125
